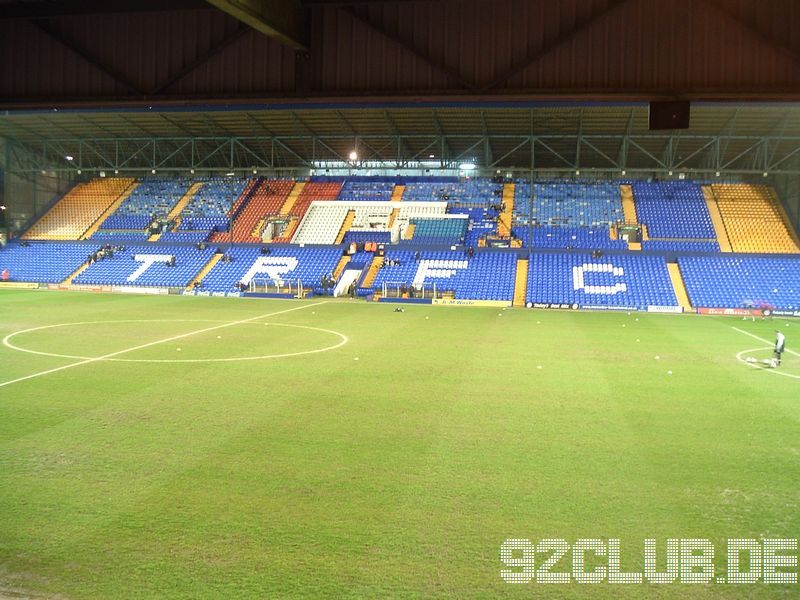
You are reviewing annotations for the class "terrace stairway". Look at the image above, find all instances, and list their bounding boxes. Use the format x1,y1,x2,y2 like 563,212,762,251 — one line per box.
387,208,400,228
498,183,515,238
360,255,384,288
333,255,351,278
667,262,693,312
186,253,223,291
149,181,204,241
79,179,138,240
280,182,306,215
62,261,91,285
335,210,356,244
513,258,529,307
701,186,733,252
620,185,638,223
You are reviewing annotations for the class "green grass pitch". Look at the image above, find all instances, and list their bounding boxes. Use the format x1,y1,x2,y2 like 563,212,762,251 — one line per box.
1,289,799,599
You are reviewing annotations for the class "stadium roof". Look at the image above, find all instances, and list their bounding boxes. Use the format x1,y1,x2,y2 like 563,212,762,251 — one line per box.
2,102,800,174
3,102,800,141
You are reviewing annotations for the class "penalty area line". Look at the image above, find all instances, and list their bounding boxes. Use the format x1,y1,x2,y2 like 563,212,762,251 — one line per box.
731,326,800,358
0,301,328,389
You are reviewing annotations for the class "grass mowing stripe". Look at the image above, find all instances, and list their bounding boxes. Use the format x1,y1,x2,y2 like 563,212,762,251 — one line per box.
0,301,328,389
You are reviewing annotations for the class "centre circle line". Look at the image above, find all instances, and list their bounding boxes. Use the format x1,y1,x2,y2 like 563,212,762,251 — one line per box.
3,318,348,364
0,301,334,388
735,346,800,381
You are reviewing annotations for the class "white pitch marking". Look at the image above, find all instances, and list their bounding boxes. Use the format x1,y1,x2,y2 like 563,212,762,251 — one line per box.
4,321,348,363
0,302,329,389
735,346,800,381
2,319,229,360
732,327,800,358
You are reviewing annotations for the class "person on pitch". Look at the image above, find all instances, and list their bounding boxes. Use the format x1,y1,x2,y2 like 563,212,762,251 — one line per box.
774,329,786,367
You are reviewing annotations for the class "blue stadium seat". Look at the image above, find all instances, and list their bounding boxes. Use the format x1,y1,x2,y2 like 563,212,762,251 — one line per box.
642,240,720,252
200,246,343,292
0,241,99,283
514,181,624,226
527,253,677,309
402,218,468,245
177,177,248,231
338,180,394,201
679,256,800,309
403,179,503,204
371,250,515,301
343,231,392,244
100,178,190,230
73,245,215,288
90,231,151,242
158,231,211,243
512,226,625,250
632,182,715,238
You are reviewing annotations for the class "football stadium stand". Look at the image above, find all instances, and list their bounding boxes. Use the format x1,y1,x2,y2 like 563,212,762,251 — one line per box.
514,181,624,226
73,244,215,288
0,241,98,283
99,178,190,230
631,182,716,239
710,184,800,254
178,177,249,235
287,180,342,217
90,231,151,242
400,217,468,245
227,179,294,243
3,176,799,310
24,178,135,240
199,246,342,292
512,226,625,250
371,250,516,301
338,180,394,202
342,230,392,245
678,256,800,310
641,240,721,252
157,231,210,243
403,179,502,204
527,253,678,309
293,203,352,245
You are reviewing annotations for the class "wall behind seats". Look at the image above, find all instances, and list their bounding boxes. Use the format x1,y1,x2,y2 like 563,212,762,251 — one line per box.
774,174,800,236
1,141,74,236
